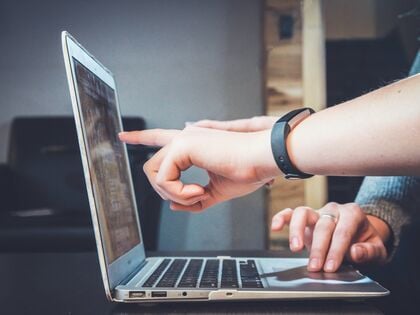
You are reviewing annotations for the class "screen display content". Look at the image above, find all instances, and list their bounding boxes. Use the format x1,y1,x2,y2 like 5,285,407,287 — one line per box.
74,58,140,263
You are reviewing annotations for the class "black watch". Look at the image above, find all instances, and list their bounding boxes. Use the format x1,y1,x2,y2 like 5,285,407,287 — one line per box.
271,108,315,179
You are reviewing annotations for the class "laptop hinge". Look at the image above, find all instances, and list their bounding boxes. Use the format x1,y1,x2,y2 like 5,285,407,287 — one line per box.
118,260,149,286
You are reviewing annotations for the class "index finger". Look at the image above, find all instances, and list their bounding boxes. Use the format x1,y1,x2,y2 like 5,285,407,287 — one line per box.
118,129,180,146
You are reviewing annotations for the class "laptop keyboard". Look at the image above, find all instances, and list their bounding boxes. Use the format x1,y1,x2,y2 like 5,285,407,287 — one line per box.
142,258,263,289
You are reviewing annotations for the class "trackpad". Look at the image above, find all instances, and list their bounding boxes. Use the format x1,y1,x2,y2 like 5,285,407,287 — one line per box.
259,258,372,291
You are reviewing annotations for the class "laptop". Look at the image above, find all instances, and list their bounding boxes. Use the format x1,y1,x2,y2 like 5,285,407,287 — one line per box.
61,31,389,302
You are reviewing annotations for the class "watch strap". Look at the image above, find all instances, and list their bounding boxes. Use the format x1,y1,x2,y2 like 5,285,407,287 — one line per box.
271,108,314,179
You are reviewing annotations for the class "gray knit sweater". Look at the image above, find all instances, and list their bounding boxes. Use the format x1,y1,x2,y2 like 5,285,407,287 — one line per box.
355,176,420,256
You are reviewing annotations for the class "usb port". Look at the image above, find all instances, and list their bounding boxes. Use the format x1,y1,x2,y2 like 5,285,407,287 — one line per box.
129,291,146,298
151,291,167,298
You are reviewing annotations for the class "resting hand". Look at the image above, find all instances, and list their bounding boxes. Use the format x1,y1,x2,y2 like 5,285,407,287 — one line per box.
271,202,390,272
119,126,281,211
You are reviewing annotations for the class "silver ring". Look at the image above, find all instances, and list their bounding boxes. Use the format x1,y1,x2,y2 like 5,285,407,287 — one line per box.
320,213,338,223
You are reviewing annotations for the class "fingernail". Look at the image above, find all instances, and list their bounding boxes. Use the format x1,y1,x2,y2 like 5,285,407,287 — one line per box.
185,121,194,126
354,245,365,261
291,236,300,250
309,258,319,270
325,259,335,271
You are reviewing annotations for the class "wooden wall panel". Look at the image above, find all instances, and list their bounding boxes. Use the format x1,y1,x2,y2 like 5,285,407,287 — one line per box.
264,0,304,249
264,0,327,249
302,0,328,209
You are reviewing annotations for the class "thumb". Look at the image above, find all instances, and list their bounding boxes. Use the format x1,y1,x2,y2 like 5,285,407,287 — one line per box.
349,241,387,264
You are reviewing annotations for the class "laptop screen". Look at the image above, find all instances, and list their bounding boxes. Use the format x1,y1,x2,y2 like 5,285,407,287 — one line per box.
73,58,141,264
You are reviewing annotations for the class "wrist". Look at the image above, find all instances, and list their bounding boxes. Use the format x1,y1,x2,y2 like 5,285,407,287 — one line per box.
251,129,283,181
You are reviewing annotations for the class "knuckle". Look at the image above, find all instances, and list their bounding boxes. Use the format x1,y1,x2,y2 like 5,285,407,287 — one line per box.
295,206,310,213
325,202,339,210
341,203,364,224
346,202,363,215
281,208,293,215
143,161,150,172
296,206,310,212
155,176,165,187
183,125,195,132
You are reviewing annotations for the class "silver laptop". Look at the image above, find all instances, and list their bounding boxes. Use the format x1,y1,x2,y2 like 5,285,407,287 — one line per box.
61,31,389,302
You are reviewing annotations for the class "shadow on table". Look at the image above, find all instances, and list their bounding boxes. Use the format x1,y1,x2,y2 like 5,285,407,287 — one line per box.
109,300,383,315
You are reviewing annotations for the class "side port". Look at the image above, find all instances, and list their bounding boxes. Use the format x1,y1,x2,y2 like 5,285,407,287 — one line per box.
151,291,167,298
129,291,146,298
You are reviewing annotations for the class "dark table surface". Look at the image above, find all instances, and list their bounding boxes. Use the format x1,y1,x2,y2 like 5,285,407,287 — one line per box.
0,250,386,315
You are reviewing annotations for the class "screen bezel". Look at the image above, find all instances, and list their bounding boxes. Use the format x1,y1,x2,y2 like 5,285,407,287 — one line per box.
61,31,146,297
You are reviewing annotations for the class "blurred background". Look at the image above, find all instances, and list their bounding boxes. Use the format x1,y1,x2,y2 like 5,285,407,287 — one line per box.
0,0,418,255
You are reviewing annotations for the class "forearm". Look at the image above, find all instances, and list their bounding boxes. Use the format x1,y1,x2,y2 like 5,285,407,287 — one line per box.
287,74,420,176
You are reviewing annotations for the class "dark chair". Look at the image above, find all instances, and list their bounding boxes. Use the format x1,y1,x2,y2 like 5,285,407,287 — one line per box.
0,116,161,252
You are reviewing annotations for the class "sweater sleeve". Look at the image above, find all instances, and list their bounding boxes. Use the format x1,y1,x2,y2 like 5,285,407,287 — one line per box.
355,176,420,258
